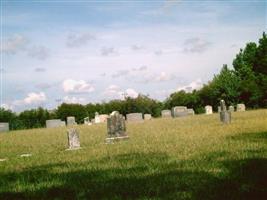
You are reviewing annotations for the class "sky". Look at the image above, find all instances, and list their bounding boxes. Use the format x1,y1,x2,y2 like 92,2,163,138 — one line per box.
0,0,266,112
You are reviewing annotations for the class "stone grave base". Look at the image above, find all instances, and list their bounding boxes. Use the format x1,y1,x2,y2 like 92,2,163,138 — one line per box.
65,147,82,151
105,136,129,144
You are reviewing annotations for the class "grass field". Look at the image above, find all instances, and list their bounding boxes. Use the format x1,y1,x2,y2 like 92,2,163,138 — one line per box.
0,110,267,200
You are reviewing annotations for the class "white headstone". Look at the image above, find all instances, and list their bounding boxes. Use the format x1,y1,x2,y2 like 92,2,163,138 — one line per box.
172,106,188,117
0,122,9,132
236,104,245,112
205,105,213,115
144,114,152,120
126,113,143,122
46,119,62,128
161,110,172,118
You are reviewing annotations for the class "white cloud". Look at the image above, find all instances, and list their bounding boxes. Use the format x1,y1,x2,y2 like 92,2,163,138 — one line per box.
23,92,46,104
63,96,86,104
103,85,139,99
62,79,95,94
1,34,28,54
177,78,203,92
124,88,138,98
13,92,47,106
154,72,176,82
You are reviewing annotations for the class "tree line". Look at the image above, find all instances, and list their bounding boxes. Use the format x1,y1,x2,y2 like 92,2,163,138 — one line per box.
1,32,266,130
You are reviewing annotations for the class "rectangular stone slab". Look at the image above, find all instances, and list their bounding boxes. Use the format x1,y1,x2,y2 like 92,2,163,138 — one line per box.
0,123,9,132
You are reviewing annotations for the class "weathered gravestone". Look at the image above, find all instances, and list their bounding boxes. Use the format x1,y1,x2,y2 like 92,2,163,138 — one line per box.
229,106,235,112
84,117,92,125
172,106,188,117
236,104,246,112
218,106,221,113
161,110,172,118
205,105,213,115
46,119,62,128
67,116,76,126
126,113,143,122
67,128,80,150
144,114,152,120
0,122,9,132
219,100,231,124
106,111,128,143
187,108,195,116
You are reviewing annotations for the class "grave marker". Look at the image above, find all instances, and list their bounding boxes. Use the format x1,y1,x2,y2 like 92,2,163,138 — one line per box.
161,110,172,118
106,111,128,143
236,104,246,112
172,106,188,117
205,105,213,115
0,122,9,132
67,128,80,150
219,100,231,124
126,113,143,122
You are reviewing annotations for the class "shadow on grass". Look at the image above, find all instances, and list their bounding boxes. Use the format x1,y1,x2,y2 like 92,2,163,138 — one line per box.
0,152,267,200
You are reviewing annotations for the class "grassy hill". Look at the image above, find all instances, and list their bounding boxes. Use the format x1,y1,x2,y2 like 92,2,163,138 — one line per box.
0,110,267,199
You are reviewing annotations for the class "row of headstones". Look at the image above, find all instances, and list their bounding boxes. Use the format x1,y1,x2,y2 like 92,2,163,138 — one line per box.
68,100,244,148
161,106,195,118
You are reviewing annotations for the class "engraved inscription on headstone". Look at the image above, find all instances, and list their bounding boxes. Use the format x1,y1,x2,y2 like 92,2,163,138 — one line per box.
0,122,9,132
106,111,128,143
236,104,245,112
219,100,231,124
67,128,80,150
126,113,143,122
161,110,172,118
205,105,213,115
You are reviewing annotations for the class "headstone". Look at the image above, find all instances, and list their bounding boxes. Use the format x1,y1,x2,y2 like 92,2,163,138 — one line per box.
187,108,195,116
61,121,66,127
95,113,109,124
205,105,213,115
84,117,92,126
67,128,80,150
106,111,128,143
0,122,9,132
161,110,172,118
219,100,231,124
218,106,221,112
94,112,100,123
172,106,188,117
67,116,76,126
144,114,152,120
46,119,62,128
84,117,90,124
126,113,143,122
229,106,235,112
236,104,245,112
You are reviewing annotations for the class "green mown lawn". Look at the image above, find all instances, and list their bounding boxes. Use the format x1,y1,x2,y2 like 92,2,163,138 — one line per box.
0,110,267,199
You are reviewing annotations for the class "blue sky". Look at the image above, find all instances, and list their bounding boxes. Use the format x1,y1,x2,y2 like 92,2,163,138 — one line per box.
1,0,266,112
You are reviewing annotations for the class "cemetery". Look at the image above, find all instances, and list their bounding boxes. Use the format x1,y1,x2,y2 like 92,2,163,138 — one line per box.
0,108,266,199
1,1,267,199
